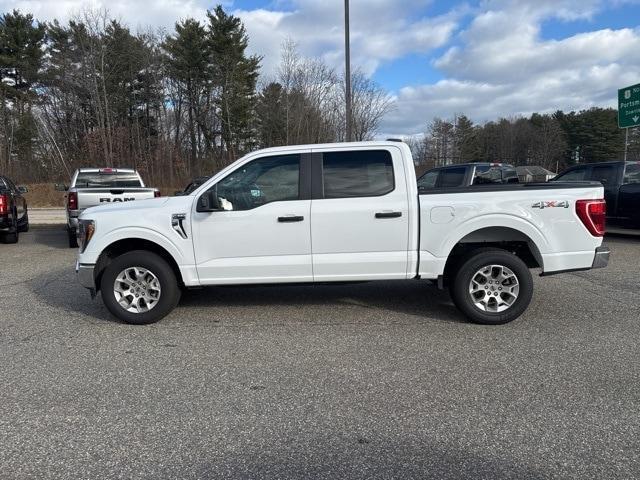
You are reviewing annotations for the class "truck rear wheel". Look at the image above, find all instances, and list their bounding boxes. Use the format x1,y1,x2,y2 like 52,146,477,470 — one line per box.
449,248,533,325
100,250,181,325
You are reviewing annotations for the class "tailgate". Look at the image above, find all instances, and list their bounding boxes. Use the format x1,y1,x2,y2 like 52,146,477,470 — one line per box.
76,188,157,210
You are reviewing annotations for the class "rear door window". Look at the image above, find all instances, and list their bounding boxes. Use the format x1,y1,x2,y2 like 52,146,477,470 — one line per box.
322,150,394,198
436,167,467,188
417,170,439,189
590,165,618,186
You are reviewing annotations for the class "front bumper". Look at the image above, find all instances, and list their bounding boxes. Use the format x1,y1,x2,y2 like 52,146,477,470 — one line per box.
591,246,610,269
76,260,96,295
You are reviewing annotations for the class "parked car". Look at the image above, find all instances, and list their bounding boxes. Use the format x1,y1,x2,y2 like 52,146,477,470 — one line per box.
417,162,518,190
0,175,29,244
174,176,210,196
553,161,640,229
74,141,609,326
57,168,160,248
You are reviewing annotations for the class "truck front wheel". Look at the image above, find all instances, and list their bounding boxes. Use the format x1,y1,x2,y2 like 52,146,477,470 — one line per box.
100,250,181,325
449,248,533,325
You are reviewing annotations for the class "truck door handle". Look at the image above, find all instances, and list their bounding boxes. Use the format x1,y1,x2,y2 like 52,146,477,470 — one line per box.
375,211,402,219
278,215,304,222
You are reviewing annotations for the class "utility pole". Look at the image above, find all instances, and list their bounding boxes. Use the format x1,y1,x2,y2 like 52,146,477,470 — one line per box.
344,0,352,142
624,127,629,161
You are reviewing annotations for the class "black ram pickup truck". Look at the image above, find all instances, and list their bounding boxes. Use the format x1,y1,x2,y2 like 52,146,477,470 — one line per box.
553,161,640,230
0,175,29,244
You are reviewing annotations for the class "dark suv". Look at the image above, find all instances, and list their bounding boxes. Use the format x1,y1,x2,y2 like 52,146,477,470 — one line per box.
553,161,640,229
0,175,29,244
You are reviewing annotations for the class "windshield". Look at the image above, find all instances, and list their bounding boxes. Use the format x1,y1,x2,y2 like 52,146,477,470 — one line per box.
74,172,143,188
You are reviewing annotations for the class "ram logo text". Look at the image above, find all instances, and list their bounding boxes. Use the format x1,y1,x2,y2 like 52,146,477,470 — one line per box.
99,197,135,203
532,201,570,209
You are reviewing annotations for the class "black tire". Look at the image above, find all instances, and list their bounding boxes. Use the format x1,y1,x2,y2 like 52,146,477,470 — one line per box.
68,228,78,248
2,214,18,244
449,248,533,325
100,250,181,325
18,211,29,232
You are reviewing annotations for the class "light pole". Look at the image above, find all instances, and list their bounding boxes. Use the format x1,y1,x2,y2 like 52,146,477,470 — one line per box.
344,0,352,142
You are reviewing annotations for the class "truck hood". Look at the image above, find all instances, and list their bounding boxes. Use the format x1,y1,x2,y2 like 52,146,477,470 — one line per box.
80,196,186,218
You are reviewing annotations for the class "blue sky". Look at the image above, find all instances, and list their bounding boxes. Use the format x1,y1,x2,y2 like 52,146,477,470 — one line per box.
3,0,640,135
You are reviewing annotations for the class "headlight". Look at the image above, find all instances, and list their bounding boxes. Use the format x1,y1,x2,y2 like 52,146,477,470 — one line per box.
78,219,96,253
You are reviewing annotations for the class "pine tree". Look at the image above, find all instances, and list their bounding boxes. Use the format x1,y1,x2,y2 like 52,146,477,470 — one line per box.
163,18,210,176
207,5,260,163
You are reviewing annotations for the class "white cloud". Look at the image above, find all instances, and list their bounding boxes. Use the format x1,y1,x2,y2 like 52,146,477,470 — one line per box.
380,0,640,135
236,0,461,78
1,0,216,31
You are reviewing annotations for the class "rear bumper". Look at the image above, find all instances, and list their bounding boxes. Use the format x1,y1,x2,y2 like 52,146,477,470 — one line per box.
540,246,610,276
0,215,10,231
591,246,610,269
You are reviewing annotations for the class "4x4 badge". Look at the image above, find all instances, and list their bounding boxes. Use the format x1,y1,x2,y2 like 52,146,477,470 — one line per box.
532,201,570,209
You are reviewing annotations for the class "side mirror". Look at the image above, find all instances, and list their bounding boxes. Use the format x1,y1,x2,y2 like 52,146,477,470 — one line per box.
196,190,221,212
599,178,608,185
17,185,28,193
54,183,68,192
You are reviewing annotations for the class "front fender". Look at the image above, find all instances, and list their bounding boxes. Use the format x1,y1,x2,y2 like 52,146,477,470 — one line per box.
81,226,189,266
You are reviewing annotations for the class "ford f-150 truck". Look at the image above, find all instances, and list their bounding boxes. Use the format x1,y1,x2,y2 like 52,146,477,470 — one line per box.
75,141,610,325
57,168,160,248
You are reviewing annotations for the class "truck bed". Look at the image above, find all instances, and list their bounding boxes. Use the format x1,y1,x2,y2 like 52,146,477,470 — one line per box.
417,181,605,278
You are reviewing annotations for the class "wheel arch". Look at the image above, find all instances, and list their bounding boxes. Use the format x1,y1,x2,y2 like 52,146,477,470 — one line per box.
441,226,544,286
94,238,184,292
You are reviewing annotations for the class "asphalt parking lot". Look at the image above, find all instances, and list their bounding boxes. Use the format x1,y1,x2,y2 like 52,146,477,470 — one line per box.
1,228,639,479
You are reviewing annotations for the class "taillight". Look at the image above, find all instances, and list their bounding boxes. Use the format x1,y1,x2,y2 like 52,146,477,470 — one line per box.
68,191,78,210
0,194,7,215
576,199,606,237
154,190,161,198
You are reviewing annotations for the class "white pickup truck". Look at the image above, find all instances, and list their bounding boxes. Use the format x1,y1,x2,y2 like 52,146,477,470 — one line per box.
75,141,609,325
58,168,159,248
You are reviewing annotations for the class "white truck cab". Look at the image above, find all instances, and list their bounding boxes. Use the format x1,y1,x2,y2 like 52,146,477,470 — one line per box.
76,141,609,325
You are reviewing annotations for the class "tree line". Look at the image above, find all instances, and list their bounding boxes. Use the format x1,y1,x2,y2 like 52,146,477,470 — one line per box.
409,108,640,172
0,8,392,185
1,7,637,186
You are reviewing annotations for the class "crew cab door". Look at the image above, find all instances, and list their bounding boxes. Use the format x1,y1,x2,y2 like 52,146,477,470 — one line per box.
192,152,313,284
589,164,622,216
310,147,410,281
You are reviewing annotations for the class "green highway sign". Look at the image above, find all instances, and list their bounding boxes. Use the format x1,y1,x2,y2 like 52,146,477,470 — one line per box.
618,83,640,128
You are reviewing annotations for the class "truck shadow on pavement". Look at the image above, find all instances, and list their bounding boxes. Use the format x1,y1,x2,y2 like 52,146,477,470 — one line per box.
183,440,547,480
31,266,467,326
180,280,466,325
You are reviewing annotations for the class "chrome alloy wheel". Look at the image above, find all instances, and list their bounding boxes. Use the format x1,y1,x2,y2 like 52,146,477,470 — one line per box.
113,267,162,314
468,264,520,313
